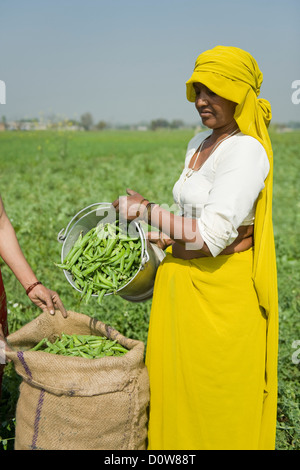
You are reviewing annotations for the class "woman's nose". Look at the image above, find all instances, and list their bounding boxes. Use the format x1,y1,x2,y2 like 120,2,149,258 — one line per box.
195,93,209,107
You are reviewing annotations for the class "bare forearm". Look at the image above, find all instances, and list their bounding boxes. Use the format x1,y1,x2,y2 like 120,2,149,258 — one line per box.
0,196,67,317
0,214,38,290
112,189,211,255
144,204,205,250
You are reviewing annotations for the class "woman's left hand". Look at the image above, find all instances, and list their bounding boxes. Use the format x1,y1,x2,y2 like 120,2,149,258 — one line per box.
112,189,148,221
147,231,174,251
27,284,68,318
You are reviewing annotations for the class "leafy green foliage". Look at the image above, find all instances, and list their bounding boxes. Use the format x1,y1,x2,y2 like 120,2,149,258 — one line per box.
271,130,300,449
0,129,299,450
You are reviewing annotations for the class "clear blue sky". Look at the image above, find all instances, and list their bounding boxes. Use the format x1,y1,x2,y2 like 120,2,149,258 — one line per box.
1,0,299,124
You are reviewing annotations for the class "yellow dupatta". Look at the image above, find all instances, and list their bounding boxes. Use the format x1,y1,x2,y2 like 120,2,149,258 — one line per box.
185,46,278,449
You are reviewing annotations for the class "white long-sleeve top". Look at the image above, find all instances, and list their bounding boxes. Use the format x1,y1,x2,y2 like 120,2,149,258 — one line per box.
172,130,270,257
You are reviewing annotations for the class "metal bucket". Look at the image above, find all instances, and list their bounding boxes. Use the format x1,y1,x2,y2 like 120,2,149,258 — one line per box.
57,202,165,302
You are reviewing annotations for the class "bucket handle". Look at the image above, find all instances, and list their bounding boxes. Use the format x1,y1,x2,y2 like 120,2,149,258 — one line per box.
57,202,112,243
138,223,150,268
141,249,150,268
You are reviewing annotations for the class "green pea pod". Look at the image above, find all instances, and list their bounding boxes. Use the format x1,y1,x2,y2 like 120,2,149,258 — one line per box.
78,350,93,359
123,252,137,273
71,265,83,278
102,237,118,259
111,345,128,353
95,343,104,355
80,282,88,299
67,246,84,268
119,254,125,271
107,224,118,238
84,286,93,304
97,289,106,305
31,338,47,351
103,340,117,351
83,240,95,256
79,230,95,247
119,236,139,242
92,279,113,291
104,266,117,285
96,272,115,289
62,244,79,265
81,261,102,277
112,246,126,262
56,264,69,271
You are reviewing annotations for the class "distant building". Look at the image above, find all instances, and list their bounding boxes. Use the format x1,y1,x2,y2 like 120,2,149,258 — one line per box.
19,121,35,131
7,121,19,131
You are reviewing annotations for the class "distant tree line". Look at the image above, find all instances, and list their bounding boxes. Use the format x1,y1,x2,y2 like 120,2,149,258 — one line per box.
80,112,109,131
79,115,187,131
3,112,299,132
271,121,300,130
150,119,186,130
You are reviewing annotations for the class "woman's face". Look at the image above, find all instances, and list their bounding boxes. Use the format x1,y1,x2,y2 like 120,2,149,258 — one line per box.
193,83,237,130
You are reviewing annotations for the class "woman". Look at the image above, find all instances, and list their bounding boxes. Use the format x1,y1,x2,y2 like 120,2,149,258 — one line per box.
112,46,278,450
0,195,67,394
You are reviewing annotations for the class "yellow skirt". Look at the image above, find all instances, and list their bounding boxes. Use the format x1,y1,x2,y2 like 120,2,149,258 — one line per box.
145,248,273,450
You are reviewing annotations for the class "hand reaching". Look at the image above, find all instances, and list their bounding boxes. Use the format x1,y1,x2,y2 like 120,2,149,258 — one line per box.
27,283,68,318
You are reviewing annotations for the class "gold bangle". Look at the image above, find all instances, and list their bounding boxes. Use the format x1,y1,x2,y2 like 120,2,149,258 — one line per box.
145,202,156,224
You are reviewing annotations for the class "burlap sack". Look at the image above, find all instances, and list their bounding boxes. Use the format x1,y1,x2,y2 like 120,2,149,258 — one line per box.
6,310,149,450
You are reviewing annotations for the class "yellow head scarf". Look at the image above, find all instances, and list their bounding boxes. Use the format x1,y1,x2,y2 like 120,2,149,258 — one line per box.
186,46,272,149
186,46,278,448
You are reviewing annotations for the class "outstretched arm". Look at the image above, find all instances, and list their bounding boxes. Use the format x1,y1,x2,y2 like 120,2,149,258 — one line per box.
0,196,67,317
112,189,210,254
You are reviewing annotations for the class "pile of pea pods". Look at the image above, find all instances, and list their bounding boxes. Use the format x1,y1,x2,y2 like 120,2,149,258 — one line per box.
30,333,128,358
56,220,142,304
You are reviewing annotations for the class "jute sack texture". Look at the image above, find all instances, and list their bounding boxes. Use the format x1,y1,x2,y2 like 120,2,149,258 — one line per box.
6,310,150,450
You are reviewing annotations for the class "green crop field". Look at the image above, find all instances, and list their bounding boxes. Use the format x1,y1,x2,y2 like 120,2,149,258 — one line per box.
0,129,299,450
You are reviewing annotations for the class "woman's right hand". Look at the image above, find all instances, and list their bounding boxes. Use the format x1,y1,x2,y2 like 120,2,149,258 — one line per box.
27,284,68,318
